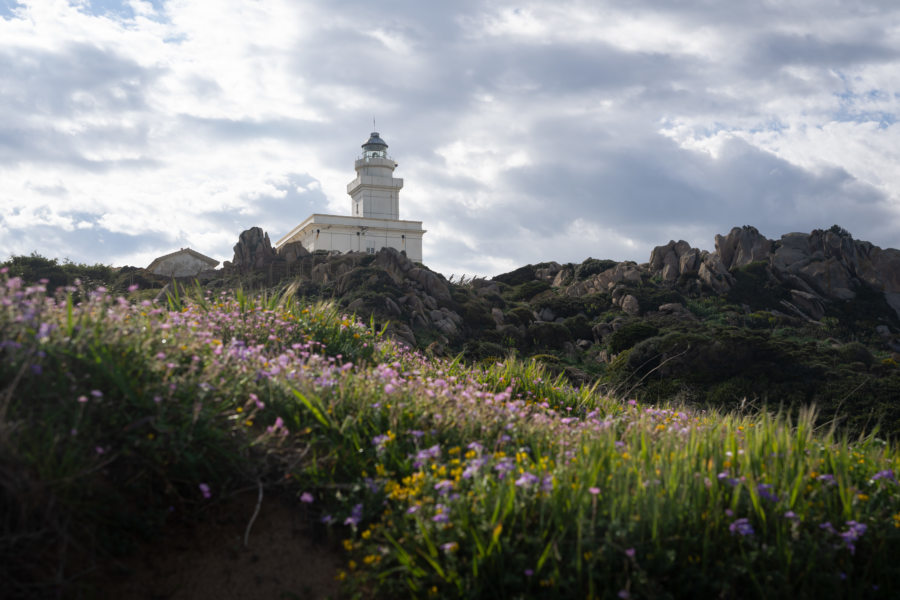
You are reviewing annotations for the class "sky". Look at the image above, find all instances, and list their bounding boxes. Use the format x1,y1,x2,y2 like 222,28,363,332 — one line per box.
1,0,900,278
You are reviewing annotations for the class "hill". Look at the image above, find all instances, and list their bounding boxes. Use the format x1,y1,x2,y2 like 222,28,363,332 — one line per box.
15,223,893,437
3,270,900,597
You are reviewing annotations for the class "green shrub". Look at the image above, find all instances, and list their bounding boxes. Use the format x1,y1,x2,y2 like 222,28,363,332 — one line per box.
607,322,659,354
574,258,617,281
527,321,572,349
509,280,551,301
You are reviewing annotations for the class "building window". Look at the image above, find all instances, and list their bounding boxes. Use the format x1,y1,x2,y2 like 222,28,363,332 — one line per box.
366,247,375,254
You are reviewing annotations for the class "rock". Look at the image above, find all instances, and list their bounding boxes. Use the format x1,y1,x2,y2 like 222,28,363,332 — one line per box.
384,297,402,316
471,278,501,297
564,262,642,297
563,341,578,360
374,247,413,283
384,322,416,348
346,298,366,313
789,290,825,321
422,295,438,310
407,267,452,303
620,294,640,316
491,307,504,326
876,325,891,338
552,267,573,287
715,226,772,270
537,307,556,322
231,227,277,272
535,262,562,282
592,322,613,341
698,253,734,294
576,339,592,350
277,241,309,264
596,349,610,364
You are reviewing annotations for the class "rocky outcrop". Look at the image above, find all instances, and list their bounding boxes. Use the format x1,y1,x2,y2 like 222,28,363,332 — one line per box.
228,227,277,272
564,262,642,296
649,240,700,282
277,241,309,264
715,226,772,270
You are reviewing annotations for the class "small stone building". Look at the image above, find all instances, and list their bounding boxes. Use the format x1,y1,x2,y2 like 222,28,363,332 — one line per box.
147,248,219,277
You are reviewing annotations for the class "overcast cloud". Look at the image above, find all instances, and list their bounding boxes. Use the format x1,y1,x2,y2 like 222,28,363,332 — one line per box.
1,0,900,277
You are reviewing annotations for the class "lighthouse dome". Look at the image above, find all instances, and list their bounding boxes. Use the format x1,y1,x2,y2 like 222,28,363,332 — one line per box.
362,132,389,158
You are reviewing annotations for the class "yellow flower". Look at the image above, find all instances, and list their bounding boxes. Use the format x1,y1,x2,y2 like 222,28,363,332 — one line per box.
361,530,372,540
858,493,870,502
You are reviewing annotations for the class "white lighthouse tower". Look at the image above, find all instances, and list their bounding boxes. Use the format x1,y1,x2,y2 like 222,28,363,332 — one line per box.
349,132,402,219
275,132,426,262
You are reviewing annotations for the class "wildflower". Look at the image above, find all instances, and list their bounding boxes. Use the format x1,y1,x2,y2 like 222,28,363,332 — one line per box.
618,590,630,599
440,541,459,553
198,483,211,499
90,390,103,398
524,569,534,577
321,515,334,524
515,472,540,488
434,480,454,494
300,492,314,503
625,548,636,559
872,469,896,483
541,475,554,493
77,395,88,403
344,503,363,527
819,522,837,535
589,486,601,495
841,521,867,555
784,511,799,520
817,474,836,485
756,483,779,503
729,518,754,537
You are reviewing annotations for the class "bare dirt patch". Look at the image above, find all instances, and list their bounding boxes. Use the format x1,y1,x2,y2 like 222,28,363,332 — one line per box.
101,491,342,600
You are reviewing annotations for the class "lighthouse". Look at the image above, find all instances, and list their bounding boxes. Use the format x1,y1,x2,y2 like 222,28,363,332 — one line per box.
275,132,426,262
349,132,402,219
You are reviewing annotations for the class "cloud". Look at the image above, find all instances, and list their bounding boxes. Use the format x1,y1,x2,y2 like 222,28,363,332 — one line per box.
1,0,899,278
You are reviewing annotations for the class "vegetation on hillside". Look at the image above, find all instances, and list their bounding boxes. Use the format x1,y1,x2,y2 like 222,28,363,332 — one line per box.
3,271,900,598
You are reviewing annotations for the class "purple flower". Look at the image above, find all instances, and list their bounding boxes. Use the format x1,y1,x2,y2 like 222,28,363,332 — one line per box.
515,472,540,488
840,520,867,555
625,548,636,558
77,395,88,403
588,486,601,495
321,514,334,524
434,479,454,494
198,483,211,499
300,492,314,503
344,503,363,526
524,569,534,577
817,474,836,485
618,590,630,599
872,469,896,483
440,541,459,553
729,518,754,537
820,521,837,535
90,389,103,398
756,483,779,503
541,475,554,493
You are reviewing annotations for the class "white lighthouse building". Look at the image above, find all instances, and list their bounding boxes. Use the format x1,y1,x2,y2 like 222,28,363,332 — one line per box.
275,132,426,262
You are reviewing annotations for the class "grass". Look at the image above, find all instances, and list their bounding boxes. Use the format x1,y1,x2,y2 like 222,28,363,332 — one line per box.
2,270,900,598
